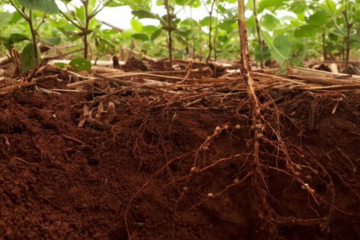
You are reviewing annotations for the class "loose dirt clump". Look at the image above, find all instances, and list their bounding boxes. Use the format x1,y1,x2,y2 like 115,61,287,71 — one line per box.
0,74,360,240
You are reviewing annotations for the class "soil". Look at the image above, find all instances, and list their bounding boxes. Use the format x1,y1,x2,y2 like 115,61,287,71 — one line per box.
1,65,360,240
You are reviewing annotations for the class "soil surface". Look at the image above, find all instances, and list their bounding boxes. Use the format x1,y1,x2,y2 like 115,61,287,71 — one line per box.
1,67,360,240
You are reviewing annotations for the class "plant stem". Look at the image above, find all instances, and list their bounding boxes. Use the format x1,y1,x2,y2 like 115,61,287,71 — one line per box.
9,0,39,66
28,10,39,66
252,0,263,68
213,10,218,61
61,0,114,60
322,27,327,61
9,0,27,20
89,0,113,18
190,7,195,59
238,0,269,232
205,0,216,63
164,0,173,66
59,10,83,29
342,6,352,72
83,0,90,59
237,0,260,119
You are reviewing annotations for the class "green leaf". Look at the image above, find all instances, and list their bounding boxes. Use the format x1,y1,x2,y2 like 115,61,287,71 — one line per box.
20,43,41,73
69,58,92,71
75,6,85,21
10,12,22,24
258,0,288,13
66,30,93,37
175,50,185,59
175,0,188,6
219,19,236,32
162,26,177,32
290,42,306,66
0,12,12,26
218,4,228,14
40,37,61,45
175,36,188,46
173,28,192,37
217,34,229,43
294,25,318,38
108,0,151,10
192,0,201,7
273,35,292,59
245,15,255,30
142,25,158,34
80,30,93,36
102,29,120,36
17,0,59,14
351,42,360,49
335,3,347,15
261,13,280,30
320,0,336,15
131,33,149,41
350,34,360,43
95,38,115,54
132,10,159,19
88,0,97,12
328,32,338,41
354,10,360,21
179,18,199,28
57,27,81,41
0,37,13,51
305,10,329,26
199,16,209,26
289,1,307,14
200,16,218,27
331,28,346,38
151,29,162,41
255,46,271,63
54,62,67,69
263,32,292,63
10,33,29,43
175,0,200,6
130,18,143,32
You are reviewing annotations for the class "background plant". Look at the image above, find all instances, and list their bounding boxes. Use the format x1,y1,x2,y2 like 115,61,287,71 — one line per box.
58,0,114,59
0,0,60,73
1,0,360,71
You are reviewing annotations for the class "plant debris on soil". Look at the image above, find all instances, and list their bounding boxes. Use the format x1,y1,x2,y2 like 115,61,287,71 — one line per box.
1,58,360,240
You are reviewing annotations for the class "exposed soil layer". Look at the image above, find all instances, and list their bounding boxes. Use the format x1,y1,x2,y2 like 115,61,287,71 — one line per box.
1,83,360,240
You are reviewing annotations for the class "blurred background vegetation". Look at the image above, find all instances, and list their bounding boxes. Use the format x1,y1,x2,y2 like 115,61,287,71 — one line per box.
0,0,360,70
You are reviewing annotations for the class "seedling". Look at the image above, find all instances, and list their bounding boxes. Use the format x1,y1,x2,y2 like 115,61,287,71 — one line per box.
7,0,59,73
59,0,114,59
200,0,218,63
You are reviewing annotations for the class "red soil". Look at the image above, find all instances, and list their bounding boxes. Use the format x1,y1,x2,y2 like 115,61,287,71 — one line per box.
0,85,360,240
